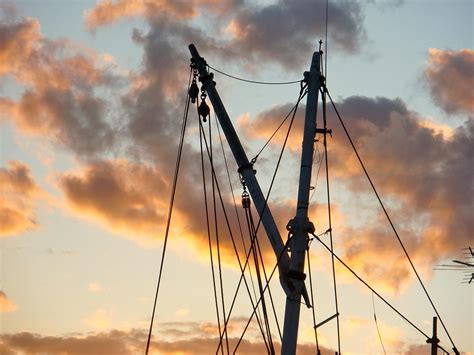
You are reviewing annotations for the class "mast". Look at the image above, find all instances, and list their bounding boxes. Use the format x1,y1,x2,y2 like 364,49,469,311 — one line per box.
188,44,293,295
281,50,321,354
188,44,319,355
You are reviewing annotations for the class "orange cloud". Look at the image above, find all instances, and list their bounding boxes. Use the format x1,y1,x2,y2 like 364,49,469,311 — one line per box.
0,324,336,354
0,291,18,313
84,0,197,30
425,48,474,115
0,161,42,237
84,0,240,30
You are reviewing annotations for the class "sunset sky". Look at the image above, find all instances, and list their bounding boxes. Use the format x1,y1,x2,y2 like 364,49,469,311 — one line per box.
0,0,473,354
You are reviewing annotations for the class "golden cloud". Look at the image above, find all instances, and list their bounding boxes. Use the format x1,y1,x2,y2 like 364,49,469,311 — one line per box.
0,291,18,313
0,161,42,237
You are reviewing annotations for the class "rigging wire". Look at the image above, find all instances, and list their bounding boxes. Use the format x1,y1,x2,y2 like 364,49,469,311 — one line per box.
311,233,430,339
199,111,225,355
197,119,273,353
233,87,306,354
234,235,294,353
215,86,308,352
208,113,231,354
325,89,459,354
145,68,192,354
372,292,387,355
306,245,321,354
215,116,266,337
250,211,283,342
320,87,341,354
208,64,302,85
244,205,275,354
251,87,305,162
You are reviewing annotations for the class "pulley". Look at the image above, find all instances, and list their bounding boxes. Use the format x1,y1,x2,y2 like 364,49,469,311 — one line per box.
241,190,251,209
198,92,210,122
189,79,199,103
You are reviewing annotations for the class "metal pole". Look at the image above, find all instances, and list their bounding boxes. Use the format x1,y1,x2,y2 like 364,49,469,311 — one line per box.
281,50,321,355
428,317,438,355
188,44,292,293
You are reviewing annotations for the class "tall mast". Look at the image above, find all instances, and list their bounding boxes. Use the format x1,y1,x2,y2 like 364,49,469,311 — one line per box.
188,44,293,295
188,44,319,355
281,50,321,354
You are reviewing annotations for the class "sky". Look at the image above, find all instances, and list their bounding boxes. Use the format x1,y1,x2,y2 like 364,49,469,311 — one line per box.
0,0,473,354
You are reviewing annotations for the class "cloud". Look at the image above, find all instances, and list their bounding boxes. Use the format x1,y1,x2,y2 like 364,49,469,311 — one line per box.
85,0,367,71
0,291,18,313
0,9,120,157
88,283,102,292
84,0,242,30
241,95,473,293
424,48,474,115
0,161,41,237
84,309,113,329
226,0,366,69
58,159,169,241
0,324,336,354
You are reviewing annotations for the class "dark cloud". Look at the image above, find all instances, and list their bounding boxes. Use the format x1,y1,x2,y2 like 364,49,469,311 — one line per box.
226,0,366,69
424,48,474,115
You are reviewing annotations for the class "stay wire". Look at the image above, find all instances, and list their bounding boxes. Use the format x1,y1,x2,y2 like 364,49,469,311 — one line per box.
145,68,192,354
234,235,294,354
199,112,224,355
218,86,307,350
306,246,320,353
208,64,302,85
208,114,231,354
252,82,307,162
372,292,387,355
325,89,459,353
312,233,430,340
321,88,341,354
197,120,271,354
234,87,305,353
216,86,307,350
244,207,274,354
215,116,263,324
249,209,283,342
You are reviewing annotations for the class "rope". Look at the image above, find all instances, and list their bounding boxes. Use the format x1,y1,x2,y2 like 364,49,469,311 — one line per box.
321,88,341,353
372,292,387,355
207,114,230,354
251,82,306,162
325,89,459,354
311,233,431,340
250,210,283,342
145,69,192,354
197,120,271,353
306,246,321,354
244,206,275,354
233,88,305,354
215,116,267,339
208,64,302,85
215,87,307,351
233,235,294,353
199,113,224,355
